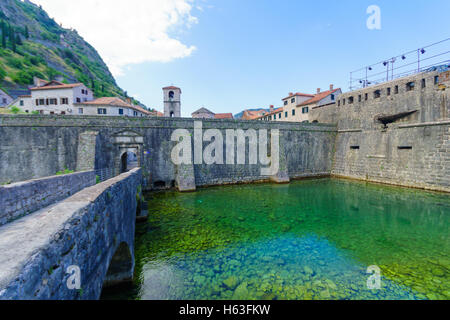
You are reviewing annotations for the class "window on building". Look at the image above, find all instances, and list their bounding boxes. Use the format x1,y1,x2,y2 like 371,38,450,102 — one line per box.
434,75,440,85
285,111,288,118
387,88,391,96
78,108,83,114
61,111,66,115
284,101,288,106
50,111,55,115
338,100,340,107
395,85,399,94
374,90,381,98
134,111,138,116
302,107,309,114
20,100,24,106
331,94,335,101
61,98,69,105
49,98,57,105
291,98,295,104
38,99,45,106
119,108,124,115
348,96,354,104
406,82,415,91
97,108,107,115
358,95,362,102
76,98,81,103
365,93,368,100
421,79,426,88
2,98,6,104
278,113,281,119
292,109,295,116
343,99,346,105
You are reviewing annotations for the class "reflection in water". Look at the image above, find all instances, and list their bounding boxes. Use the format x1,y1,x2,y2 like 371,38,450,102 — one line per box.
104,179,450,300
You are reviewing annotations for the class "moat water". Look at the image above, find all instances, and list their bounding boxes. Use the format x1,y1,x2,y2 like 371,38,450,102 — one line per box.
104,179,449,300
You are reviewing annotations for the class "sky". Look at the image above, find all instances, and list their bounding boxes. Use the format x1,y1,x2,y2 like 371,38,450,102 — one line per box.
29,0,450,116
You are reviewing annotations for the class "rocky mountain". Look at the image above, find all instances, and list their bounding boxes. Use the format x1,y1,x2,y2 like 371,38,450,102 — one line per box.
0,0,145,107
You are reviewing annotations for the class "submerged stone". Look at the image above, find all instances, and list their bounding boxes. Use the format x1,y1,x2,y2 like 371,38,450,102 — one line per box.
232,282,248,300
223,276,239,290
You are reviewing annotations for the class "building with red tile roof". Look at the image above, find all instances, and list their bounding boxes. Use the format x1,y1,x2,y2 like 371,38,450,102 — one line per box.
214,113,234,119
256,85,342,122
241,109,268,120
75,97,152,117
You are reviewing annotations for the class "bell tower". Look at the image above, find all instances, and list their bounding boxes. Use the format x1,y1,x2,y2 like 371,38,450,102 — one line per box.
163,86,181,117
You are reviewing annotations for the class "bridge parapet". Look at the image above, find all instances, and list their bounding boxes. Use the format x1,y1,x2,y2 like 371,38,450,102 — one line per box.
0,168,141,300
0,171,96,227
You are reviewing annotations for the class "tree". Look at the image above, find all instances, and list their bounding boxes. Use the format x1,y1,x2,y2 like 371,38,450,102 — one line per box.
1,20,6,48
16,34,22,46
9,26,16,52
24,26,29,39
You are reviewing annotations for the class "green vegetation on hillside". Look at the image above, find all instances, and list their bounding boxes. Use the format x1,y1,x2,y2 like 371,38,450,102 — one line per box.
0,0,145,108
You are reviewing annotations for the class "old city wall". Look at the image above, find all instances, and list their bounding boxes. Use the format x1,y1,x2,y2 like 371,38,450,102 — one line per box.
0,116,337,190
311,70,450,192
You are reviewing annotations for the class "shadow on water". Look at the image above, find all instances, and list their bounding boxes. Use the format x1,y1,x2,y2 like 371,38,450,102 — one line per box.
103,178,450,300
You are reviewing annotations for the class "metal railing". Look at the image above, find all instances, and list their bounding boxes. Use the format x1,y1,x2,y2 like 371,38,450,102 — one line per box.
349,38,450,90
94,167,120,183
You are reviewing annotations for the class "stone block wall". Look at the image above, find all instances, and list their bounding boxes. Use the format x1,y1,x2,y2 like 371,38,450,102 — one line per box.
332,123,450,192
316,70,450,192
0,116,337,190
0,170,96,226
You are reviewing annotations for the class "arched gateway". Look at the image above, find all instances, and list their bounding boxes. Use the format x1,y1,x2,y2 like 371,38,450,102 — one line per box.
113,130,144,174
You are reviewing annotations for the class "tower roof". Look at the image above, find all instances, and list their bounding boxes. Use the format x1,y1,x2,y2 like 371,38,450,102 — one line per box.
163,86,181,93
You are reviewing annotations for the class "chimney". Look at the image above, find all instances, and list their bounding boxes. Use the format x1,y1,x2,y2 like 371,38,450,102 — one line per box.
289,92,293,96
330,84,334,91
126,97,133,105
270,105,274,113
317,88,321,94
33,76,46,87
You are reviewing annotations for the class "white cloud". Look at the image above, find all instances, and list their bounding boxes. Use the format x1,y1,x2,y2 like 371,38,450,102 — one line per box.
28,0,198,76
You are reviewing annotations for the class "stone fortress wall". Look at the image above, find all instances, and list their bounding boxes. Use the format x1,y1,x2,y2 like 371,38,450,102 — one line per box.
0,116,337,190
0,69,448,192
310,69,450,192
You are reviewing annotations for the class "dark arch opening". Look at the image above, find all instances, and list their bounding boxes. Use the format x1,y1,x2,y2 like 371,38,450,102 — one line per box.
102,242,133,290
120,153,128,173
120,151,138,173
154,181,166,189
169,91,174,99
170,111,174,118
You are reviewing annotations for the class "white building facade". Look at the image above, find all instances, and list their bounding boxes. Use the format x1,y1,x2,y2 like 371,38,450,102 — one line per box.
8,79,152,117
75,97,151,117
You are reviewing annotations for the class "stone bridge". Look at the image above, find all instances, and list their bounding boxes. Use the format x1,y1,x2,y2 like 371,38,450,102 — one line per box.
0,168,142,300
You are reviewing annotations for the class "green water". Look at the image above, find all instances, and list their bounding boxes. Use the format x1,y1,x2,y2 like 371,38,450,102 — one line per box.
117,179,449,300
